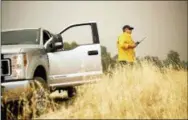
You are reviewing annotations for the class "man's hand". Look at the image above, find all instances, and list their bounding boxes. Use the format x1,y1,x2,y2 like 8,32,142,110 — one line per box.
135,41,140,46
122,43,137,50
127,44,136,49
135,37,146,47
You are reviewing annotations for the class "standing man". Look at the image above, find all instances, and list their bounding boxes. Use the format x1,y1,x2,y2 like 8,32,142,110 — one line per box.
117,25,139,65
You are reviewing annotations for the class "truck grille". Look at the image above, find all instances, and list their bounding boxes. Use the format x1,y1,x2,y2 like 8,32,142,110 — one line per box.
1,60,10,75
1,54,11,76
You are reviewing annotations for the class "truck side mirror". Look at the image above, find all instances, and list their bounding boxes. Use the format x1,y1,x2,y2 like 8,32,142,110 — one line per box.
44,34,64,52
54,34,64,50
44,37,54,51
56,34,63,43
54,42,63,50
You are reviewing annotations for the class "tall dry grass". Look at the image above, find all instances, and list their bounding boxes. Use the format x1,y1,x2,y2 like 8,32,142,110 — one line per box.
37,61,187,119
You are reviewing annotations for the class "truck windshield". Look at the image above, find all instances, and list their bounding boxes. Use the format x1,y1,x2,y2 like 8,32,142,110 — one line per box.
2,29,40,45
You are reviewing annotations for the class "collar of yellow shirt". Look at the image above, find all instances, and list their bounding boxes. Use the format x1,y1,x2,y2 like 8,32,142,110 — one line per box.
123,32,131,37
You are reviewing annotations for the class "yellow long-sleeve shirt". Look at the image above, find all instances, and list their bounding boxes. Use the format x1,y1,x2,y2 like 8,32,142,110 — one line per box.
117,32,135,62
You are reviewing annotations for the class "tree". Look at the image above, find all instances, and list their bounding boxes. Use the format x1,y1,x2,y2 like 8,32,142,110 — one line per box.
164,50,181,70
63,41,78,50
180,60,188,70
71,41,78,49
101,46,115,73
63,42,71,50
144,56,163,68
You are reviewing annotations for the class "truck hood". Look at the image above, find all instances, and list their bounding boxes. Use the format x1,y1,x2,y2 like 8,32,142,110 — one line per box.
1,45,43,54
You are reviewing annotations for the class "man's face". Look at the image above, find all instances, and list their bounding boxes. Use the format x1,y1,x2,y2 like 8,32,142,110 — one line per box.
125,28,132,34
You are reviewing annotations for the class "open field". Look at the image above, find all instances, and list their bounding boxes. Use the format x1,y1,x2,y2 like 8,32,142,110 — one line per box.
37,62,187,119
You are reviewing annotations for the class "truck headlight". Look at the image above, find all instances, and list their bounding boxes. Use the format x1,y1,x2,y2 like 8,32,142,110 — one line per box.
11,54,27,79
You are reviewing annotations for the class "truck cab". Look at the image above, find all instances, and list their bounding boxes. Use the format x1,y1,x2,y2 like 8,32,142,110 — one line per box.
1,22,103,101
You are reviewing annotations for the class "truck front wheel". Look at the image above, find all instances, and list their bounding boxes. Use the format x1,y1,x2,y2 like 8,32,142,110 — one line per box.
28,77,50,117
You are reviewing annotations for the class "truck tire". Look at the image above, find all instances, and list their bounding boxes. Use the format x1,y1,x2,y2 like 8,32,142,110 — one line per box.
67,87,77,98
1,104,14,120
28,77,50,117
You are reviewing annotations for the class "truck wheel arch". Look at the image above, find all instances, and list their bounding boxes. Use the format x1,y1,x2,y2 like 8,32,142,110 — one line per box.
33,65,47,82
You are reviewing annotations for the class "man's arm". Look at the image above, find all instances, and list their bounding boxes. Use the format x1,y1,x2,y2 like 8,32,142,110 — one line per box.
118,36,127,50
127,43,137,49
119,36,136,50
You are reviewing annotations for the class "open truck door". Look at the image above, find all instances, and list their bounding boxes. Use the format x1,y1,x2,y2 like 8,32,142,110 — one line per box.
47,22,103,88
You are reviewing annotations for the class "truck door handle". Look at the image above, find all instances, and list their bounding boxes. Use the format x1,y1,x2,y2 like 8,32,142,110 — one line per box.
88,50,98,55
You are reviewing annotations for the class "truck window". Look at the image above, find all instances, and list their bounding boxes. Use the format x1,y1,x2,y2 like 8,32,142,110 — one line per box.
2,29,40,45
43,30,51,44
62,26,92,50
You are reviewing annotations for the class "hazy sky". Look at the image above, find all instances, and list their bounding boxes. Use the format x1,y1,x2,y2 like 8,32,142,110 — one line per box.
2,1,187,61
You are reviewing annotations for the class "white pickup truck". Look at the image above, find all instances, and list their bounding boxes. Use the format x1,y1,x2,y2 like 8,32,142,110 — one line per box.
1,22,103,102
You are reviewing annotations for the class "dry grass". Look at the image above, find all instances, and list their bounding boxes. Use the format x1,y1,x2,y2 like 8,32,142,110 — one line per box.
37,61,188,119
